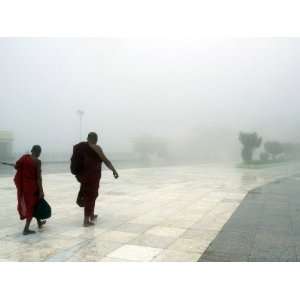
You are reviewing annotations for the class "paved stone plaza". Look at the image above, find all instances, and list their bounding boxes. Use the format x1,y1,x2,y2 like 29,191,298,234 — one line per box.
0,163,299,261
199,174,300,261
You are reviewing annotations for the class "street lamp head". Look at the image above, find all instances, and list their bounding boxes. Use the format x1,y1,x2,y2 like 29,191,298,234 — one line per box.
77,110,84,116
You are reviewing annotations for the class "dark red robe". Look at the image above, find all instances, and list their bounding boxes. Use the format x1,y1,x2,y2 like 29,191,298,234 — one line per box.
14,154,40,220
74,142,102,217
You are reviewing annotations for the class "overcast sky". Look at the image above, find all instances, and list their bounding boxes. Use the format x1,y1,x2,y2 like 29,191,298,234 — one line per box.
1,38,299,155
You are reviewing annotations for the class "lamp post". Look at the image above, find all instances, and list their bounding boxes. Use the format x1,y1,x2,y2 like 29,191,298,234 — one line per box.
76,110,84,141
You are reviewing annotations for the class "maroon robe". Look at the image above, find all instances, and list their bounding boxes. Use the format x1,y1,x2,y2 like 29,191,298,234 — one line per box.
14,154,40,220
74,142,102,217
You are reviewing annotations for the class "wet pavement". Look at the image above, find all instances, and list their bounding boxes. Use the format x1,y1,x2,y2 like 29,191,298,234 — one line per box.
199,173,300,261
0,162,299,261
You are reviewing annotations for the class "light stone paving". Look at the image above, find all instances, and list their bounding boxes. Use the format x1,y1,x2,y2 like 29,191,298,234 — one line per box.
1,162,300,262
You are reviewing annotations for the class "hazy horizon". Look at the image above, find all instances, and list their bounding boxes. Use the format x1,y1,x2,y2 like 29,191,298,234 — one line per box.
1,38,300,161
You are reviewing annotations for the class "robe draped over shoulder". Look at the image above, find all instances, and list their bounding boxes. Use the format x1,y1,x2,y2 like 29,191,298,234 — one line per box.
14,154,40,220
74,142,102,208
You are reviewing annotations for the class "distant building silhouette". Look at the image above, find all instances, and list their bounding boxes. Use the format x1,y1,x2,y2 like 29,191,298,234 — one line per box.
0,130,13,161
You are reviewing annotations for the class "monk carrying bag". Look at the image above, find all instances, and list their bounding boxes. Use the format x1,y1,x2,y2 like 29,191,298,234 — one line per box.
76,186,85,207
70,144,84,175
34,198,52,219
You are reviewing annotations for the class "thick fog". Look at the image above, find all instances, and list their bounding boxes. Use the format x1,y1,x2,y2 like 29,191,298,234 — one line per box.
1,38,300,162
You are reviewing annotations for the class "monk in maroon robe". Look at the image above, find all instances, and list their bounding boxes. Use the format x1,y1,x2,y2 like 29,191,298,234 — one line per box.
14,145,45,235
74,132,119,227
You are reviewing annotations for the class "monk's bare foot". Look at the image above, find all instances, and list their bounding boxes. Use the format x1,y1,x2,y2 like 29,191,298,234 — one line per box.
38,220,46,229
90,214,98,222
23,229,36,235
83,221,95,227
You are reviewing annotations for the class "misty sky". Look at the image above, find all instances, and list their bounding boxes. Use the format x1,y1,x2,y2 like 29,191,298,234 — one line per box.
1,38,300,155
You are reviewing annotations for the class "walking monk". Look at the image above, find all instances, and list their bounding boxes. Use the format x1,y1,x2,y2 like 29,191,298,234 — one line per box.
71,132,119,227
14,145,46,235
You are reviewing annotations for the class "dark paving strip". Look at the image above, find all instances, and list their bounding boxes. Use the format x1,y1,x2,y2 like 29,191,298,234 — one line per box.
198,174,300,262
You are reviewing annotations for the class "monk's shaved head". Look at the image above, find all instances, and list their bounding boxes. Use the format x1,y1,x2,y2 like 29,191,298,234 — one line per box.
87,132,98,144
31,145,42,157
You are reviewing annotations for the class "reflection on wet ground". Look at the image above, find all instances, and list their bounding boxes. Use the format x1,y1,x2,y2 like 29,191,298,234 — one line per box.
1,162,300,261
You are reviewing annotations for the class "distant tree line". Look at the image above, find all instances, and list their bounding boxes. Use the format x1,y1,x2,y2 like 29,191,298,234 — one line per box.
132,135,169,162
239,131,300,164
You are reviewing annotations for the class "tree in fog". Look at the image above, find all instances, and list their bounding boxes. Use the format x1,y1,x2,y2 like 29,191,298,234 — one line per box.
239,132,262,163
259,151,270,162
264,141,284,160
281,143,300,160
132,135,168,161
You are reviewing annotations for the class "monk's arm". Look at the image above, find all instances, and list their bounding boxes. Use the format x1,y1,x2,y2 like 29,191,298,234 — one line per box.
89,145,119,178
1,162,16,168
37,160,44,197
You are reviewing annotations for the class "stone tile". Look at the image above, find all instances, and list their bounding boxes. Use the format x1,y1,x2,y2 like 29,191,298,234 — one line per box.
249,243,297,262
152,250,200,262
115,222,154,234
100,257,133,262
223,221,259,233
180,229,218,241
191,219,226,231
253,230,294,247
0,241,29,259
13,248,58,262
108,245,162,261
129,233,177,249
199,250,249,262
207,230,256,256
60,228,100,238
168,238,210,254
7,232,45,244
144,226,186,238
224,214,261,228
2,163,300,261
0,227,18,239
34,237,81,250
130,215,168,225
97,219,126,230
67,240,123,262
160,218,199,229
249,256,297,262
97,231,138,243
